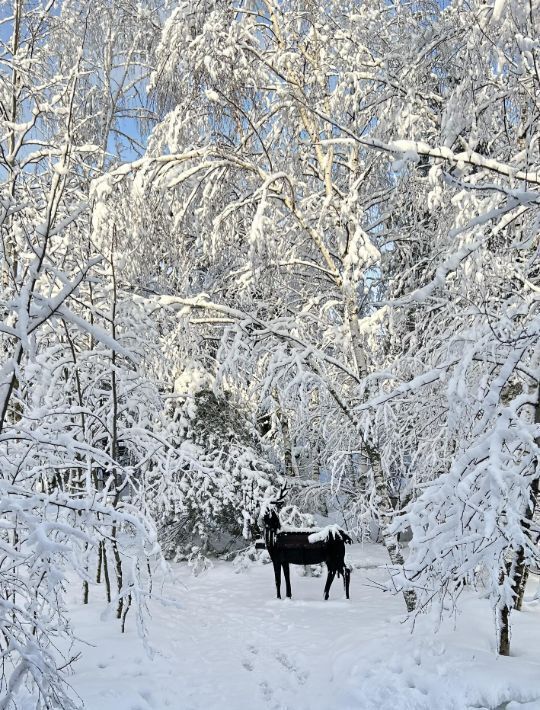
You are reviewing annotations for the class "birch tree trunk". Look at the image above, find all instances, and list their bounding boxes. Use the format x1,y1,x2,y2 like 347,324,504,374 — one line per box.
498,368,540,653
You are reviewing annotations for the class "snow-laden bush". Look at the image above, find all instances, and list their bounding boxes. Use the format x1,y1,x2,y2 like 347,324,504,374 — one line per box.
155,371,278,559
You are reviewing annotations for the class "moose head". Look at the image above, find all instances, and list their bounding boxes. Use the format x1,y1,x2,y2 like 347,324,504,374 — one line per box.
260,484,287,533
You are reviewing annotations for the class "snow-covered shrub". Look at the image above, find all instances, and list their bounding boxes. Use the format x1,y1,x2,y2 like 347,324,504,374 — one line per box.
155,370,278,559
231,545,271,573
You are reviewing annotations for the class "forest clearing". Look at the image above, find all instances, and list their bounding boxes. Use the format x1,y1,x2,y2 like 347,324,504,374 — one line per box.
69,545,540,710
1,0,539,707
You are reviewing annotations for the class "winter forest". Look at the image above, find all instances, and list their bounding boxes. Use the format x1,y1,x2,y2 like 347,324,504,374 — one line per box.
1,0,540,707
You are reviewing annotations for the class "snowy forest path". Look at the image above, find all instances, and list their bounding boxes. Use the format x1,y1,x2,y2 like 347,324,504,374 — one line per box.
68,544,540,710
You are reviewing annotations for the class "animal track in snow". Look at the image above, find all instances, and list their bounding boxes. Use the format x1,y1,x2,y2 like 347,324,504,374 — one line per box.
241,642,260,671
259,680,274,705
274,651,309,685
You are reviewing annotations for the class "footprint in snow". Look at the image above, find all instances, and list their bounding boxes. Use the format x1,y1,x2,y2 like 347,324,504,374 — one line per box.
260,681,273,702
259,681,285,710
139,689,154,705
274,651,309,685
241,643,260,670
404,677,423,692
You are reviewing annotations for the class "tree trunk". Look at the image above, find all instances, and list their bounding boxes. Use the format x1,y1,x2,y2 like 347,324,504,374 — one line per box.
113,533,124,619
96,540,104,584
280,409,294,478
102,543,111,603
498,605,510,656
513,477,539,612
344,289,368,378
369,445,416,612
514,389,540,611
121,593,132,633
515,564,530,612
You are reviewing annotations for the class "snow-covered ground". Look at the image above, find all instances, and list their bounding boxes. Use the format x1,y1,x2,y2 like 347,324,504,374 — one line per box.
67,544,540,710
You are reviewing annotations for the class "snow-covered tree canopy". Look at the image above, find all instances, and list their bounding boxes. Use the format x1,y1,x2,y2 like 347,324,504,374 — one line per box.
0,0,538,703
99,0,539,646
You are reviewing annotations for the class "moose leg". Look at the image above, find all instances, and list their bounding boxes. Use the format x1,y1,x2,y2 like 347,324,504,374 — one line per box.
272,559,282,599
343,567,351,600
283,562,292,598
324,569,336,600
